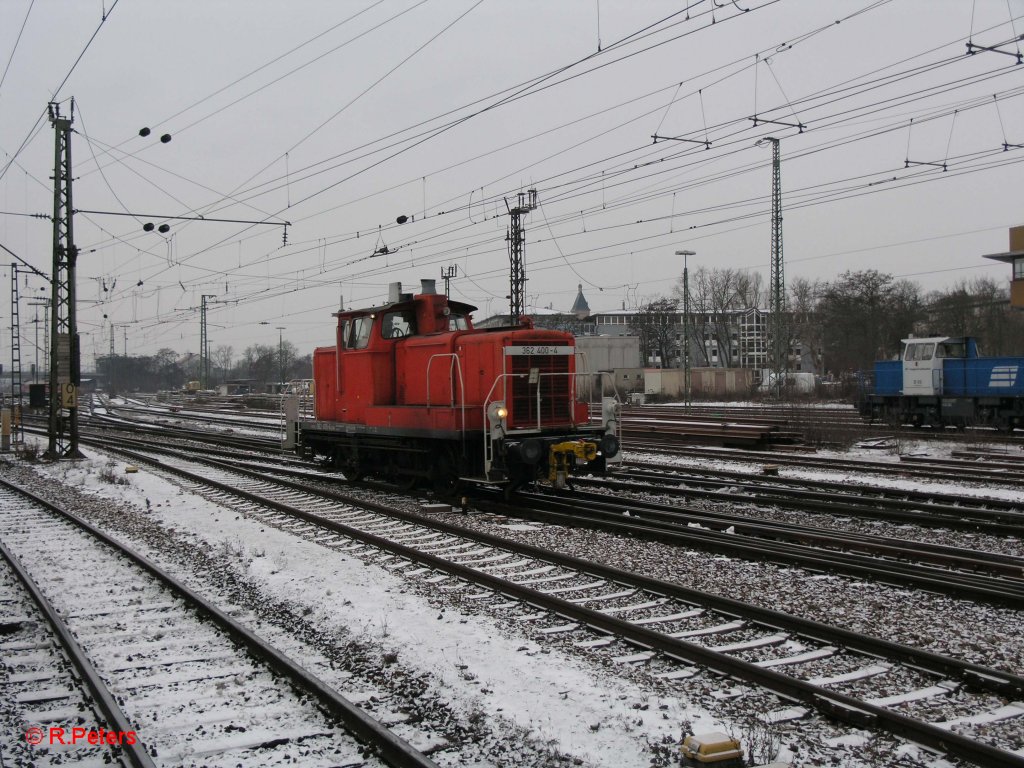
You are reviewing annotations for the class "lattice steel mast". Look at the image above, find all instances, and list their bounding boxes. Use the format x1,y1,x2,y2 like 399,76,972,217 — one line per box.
10,264,24,449
506,189,537,323
200,294,215,390
765,137,787,395
45,101,84,459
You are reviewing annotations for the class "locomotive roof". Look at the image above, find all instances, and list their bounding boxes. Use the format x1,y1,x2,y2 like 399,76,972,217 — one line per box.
902,336,975,345
333,296,477,317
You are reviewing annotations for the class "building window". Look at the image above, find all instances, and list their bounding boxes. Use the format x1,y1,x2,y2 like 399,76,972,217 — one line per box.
1015,257,1024,280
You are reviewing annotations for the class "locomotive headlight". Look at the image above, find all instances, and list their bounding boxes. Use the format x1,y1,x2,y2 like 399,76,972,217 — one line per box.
488,402,508,424
487,401,508,440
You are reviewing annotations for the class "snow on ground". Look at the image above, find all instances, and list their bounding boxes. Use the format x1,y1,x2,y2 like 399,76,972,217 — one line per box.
97,397,282,439
6,439,707,767
5,419,1022,767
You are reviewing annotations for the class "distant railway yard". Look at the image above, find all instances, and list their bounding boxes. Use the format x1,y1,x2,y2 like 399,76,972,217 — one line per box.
1,395,1022,767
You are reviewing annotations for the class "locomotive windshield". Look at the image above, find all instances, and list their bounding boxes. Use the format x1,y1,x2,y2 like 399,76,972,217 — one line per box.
904,343,934,361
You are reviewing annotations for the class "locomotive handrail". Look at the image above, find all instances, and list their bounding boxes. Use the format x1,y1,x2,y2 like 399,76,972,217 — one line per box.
482,372,517,476
481,369,621,477
482,370,619,431
425,353,466,432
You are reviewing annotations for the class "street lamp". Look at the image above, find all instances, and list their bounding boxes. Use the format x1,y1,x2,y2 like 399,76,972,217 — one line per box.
675,250,696,406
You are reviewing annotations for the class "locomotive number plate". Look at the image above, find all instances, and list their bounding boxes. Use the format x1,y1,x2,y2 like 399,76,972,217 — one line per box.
505,345,574,356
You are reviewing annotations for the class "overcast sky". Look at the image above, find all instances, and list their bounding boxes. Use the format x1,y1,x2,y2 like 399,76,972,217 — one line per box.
1,0,1023,364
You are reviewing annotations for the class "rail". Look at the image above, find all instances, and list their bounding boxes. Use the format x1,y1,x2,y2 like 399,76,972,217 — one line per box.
0,476,440,768
0,536,157,768
49,447,1024,768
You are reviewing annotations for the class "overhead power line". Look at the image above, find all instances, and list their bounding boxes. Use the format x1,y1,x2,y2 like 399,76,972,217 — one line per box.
0,0,35,96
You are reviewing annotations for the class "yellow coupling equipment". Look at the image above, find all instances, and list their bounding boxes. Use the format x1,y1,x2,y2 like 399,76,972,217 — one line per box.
548,440,598,487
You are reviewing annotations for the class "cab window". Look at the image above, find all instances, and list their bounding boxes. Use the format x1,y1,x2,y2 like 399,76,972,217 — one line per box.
448,313,469,331
345,316,373,349
939,342,965,358
382,310,416,339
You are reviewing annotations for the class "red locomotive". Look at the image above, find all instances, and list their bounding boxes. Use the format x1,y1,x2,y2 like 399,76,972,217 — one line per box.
296,279,621,493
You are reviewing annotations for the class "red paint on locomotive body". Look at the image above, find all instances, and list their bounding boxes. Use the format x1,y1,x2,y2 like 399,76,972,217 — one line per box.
298,281,620,490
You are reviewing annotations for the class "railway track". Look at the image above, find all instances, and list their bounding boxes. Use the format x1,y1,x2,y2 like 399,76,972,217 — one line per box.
24,411,281,455
43,435,1024,768
52,424,1024,605
486,488,1024,606
627,442,1024,487
601,464,1023,533
100,402,282,433
0,479,438,768
616,403,1024,448
0,537,132,765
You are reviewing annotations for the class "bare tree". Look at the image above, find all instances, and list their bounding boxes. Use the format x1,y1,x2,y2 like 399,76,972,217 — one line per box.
154,348,182,387
279,339,298,381
680,267,715,366
212,344,233,384
242,344,277,385
676,267,762,367
734,270,764,309
818,270,922,374
924,277,1024,355
630,297,678,367
291,352,313,380
789,276,823,373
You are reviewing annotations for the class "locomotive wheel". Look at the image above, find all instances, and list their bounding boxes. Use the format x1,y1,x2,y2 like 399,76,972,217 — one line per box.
431,451,463,496
346,458,367,482
503,480,522,502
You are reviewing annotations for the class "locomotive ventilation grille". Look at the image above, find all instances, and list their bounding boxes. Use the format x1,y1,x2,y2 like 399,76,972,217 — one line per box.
507,353,573,428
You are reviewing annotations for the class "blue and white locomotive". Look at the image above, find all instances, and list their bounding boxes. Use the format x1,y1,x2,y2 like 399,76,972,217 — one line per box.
860,336,1024,430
